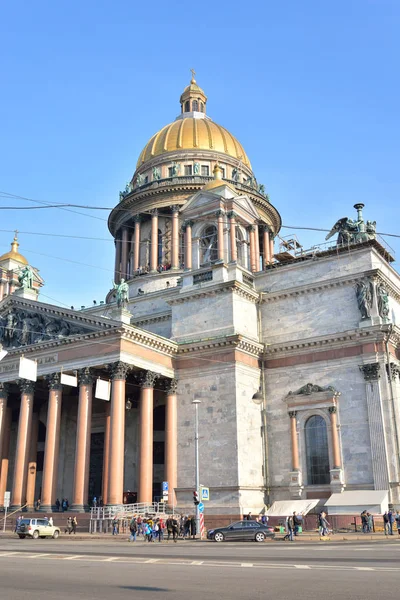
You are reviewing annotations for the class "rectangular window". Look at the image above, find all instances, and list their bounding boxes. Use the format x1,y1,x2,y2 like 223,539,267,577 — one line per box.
168,167,174,177
144,176,149,184
201,165,209,176
220,167,225,178
184,165,192,176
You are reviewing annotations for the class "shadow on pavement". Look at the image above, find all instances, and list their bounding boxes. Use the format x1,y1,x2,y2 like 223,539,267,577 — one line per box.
120,586,170,592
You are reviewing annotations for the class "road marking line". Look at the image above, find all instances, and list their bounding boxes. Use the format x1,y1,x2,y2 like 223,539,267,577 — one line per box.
191,561,204,565
103,557,118,562
294,565,311,569
355,567,374,571
241,563,253,567
63,555,84,560
0,552,19,557
145,558,159,563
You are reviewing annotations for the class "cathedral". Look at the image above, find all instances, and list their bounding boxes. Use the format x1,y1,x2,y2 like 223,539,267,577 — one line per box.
1,75,400,518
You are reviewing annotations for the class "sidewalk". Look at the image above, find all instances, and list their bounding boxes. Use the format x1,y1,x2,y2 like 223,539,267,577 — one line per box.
0,531,399,542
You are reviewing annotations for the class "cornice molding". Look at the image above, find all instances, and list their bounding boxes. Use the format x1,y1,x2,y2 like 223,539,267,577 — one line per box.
121,326,178,356
177,334,263,358
167,280,259,305
130,311,171,327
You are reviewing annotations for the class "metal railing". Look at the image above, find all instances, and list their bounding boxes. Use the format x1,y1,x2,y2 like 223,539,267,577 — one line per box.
90,502,176,520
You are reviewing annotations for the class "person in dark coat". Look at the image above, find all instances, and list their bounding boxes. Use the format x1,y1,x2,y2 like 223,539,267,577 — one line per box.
190,515,197,539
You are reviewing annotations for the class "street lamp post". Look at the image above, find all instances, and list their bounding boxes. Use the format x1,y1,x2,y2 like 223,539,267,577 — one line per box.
192,398,201,537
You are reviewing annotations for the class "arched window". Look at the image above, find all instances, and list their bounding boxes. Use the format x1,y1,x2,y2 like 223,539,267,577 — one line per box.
185,101,190,112
305,415,330,485
158,229,163,266
200,102,204,112
192,100,198,111
200,225,218,265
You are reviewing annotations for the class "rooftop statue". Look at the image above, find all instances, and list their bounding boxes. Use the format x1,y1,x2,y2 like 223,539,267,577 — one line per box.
325,203,376,246
18,265,34,289
113,279,129,309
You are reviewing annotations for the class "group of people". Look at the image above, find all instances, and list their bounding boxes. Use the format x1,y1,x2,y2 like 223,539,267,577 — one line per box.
284,512,302,541
65,516,78,534
383,510,400,535
317,511,331,536
361,510,375,533
112,514,197,542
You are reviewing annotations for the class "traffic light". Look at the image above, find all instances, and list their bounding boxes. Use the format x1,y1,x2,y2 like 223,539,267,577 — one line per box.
193,491,200,505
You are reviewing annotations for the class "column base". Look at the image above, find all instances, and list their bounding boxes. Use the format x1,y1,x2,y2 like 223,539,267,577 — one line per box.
38,505,54,513
10,505,25,512
289,470,304,499
330,468,346,493
69,504,89,513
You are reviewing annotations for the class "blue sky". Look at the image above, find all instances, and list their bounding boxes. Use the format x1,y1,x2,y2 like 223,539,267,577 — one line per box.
1,0,399,307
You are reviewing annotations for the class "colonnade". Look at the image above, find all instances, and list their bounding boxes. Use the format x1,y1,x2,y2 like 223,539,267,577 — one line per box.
114,208,276,282
0,364,178,511
288,407,342,473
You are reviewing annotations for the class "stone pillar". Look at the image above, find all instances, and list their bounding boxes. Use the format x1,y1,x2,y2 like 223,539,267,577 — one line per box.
254,224,260,271
184,221,193,270
121,227,129,280
0,408,11,508
269,234,275,263
11,380,35,509
228,212,237,263
108,362,129,505
40,374,63,511
0,383,9,469
102,401,111,506
165,379,178,506
329,406,342,468
171,205,180,270
139,371,158,503
359,363,390,491
288,411,303,498
114,234,122,284
216,210,225,262
71,368,93,512
248,226,257,272
263,226,271,268
26,413,39,511
133,215,141,272
150,209,159,272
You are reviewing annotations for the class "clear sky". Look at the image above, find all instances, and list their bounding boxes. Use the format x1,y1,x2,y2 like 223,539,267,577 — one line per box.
1,0,399,307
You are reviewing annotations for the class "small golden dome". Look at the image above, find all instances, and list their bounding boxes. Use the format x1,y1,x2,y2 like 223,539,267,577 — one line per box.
136,117,251,168
0,233,28,265
203,163,237,194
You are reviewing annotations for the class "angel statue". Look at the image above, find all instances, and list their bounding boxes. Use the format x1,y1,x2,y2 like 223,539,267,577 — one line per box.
355,278,374,320
113,279,129,309
325,217,358,245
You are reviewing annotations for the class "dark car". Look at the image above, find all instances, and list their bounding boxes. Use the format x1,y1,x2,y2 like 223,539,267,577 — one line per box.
207,520,275,542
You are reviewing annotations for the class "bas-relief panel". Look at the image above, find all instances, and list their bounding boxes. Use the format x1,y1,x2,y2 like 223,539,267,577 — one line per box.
261,285,360,344
176,365,239,490
265,359,374,489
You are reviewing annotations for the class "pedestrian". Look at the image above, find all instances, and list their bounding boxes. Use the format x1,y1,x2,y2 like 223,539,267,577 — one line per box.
166,517,173,542
183,516,190,538
245,512,252,521
36,498,41,511
62,498,67,512
129,517,137,542
158,518,165,542
145,522,152,542
93,496,97,509
395,511,400,536
367,512,374,533
72,516,77,534
320,512,330,536
293,512,301,536
65,517,72,534
285,515,294,541
112,518,119,535
137,515,142,536
383,511,390,535
55,498,60,512
171,517,179,543
14,515,22,532
48,516,54,527
190,515,197,539
261,515,268,525
388,510,394,535
361,510,368,533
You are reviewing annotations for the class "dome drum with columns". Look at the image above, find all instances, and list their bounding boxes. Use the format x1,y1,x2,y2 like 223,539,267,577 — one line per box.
108,75,281,292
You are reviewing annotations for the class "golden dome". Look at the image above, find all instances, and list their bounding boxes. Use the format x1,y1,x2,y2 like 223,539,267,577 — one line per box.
203,163,237,194
136,117,251,168
0,234,28,265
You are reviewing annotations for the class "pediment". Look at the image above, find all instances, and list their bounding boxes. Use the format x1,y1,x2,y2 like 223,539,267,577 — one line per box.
0,296,119,350
232,195,260,220
180,190,221,215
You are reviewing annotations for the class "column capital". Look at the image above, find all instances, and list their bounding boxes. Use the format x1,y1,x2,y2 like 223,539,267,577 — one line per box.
247,224,255,232
359,363,381,381
261,224,271,233
0,382,9,398
289,411,297,419
215,209,225,217
133,214,142,223
150,208,158,217
78,367,94,386
46,373,62,390
227,210,237,219
18,379,35,394
166,378,179,395
182,220,194,231
328,406,337,414
140,370,159,389
109,361,130,381
386,362,400,381
171,205,180,213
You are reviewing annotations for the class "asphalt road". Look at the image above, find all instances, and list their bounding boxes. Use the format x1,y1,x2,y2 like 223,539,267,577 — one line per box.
0,537,399,600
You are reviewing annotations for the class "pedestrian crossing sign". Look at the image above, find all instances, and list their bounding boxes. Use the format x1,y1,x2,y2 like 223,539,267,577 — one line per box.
201,486,210,501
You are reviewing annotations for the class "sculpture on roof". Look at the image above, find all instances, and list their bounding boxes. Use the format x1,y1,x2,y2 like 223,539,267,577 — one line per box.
18,265,34,289
326,203,377,246
113,278,129,309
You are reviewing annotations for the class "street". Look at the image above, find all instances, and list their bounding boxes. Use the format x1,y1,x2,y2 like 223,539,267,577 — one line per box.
0,537,399,599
